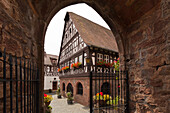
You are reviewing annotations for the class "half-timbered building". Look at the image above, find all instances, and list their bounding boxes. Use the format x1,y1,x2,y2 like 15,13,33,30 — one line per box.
44,52,59,92
58,12,118,106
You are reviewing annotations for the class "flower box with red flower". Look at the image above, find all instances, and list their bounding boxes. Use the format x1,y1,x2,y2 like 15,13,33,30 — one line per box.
97,60,112,68
58,68,62,73
62,66,70,73
71,62,82,70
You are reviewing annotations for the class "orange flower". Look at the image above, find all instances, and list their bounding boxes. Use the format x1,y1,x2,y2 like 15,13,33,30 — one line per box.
58,68,61,72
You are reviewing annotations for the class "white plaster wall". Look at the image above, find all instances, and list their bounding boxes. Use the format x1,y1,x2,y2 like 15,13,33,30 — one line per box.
44,76,60,90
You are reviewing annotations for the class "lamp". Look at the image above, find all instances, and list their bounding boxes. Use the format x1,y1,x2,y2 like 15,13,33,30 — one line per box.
86,58,91,64
86,58,91,72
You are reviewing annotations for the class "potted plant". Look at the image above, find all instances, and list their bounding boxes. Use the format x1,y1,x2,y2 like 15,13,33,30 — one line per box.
66,92,74,105
46,105,52,113
56,87,62,98
44,93,53,107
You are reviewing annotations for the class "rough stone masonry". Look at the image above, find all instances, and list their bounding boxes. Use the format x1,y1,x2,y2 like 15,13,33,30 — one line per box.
0,0,169,113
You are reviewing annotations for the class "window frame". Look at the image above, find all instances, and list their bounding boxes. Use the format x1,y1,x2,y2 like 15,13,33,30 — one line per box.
77,82,83,95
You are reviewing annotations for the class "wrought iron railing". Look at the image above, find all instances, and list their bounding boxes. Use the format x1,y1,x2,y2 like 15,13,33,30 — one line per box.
0,49,40,113
90,71,129,113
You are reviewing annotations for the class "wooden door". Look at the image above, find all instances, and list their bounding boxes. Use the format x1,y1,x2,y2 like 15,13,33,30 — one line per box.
53,81,57,90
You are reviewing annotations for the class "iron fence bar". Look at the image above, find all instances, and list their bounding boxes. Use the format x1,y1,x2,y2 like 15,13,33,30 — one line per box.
109,69,111,112
20,58,23,113
36,67,40,113
30,62,32,113
90,71,93,113
98,72,101,111
111,70,113,113
94,71,97,108
104,71,107,112
124,71,126,112
9,54,13,113
3,48,6,113
118,71,120,111
121,70,123,109
115,71,116,113
15,55,19,113
27,61,29,113
31,63,34,113
24,59,26,113
125,70,129,113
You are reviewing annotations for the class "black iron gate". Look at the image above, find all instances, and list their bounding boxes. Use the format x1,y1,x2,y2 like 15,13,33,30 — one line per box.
0,49,40,113
90,70,129,113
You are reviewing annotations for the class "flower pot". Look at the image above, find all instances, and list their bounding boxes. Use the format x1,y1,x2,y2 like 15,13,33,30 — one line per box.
58,95,62,98
95,100,106,107
45,101,51,107
67,100,73,105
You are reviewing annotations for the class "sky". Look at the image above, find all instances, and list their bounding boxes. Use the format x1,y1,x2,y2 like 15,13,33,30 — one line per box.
44,3,110,56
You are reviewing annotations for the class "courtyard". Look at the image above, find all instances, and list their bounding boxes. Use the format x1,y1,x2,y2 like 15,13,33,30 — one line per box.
49,93,89,113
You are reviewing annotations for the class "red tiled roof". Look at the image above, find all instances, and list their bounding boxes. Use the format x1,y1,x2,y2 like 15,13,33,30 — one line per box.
68,12,118,52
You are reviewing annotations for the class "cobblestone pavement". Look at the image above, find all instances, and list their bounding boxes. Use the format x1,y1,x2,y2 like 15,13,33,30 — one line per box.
50,95,89,113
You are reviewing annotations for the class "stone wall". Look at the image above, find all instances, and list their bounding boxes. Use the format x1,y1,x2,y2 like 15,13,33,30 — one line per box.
60,77,90,106
0,1,38,112
0,0,169,113
126,0,170,112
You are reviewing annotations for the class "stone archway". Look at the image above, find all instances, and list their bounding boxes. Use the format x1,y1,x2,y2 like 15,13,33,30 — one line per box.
0,0,169,113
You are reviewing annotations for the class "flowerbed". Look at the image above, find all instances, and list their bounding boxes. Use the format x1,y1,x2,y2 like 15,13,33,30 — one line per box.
93,92,120,107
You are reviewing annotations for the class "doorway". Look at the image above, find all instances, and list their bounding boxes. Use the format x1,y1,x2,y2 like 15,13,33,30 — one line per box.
53,81,58,90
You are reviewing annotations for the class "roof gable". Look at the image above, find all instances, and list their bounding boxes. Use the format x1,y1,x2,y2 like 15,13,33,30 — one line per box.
68,12,118,52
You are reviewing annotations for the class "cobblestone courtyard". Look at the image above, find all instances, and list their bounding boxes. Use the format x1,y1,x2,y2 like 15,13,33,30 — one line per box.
50,94,89,113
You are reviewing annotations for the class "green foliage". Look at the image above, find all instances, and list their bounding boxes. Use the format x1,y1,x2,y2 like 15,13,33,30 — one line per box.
56,87,60,95
48,105,52,109
66,92,73,101
106,96,120,106
113,59,119,71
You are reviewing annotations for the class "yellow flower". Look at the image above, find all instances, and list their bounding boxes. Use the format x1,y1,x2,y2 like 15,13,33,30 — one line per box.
44,95,53,103
103,94,112,101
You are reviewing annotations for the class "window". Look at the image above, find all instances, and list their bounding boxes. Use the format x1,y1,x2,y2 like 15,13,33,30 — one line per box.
97,53,103,62
79,55,82,63
67,83,73,96
47,66,50,72
70,28,72,33
104,55,109,63
75,57,78,63
63,83,65,91
76,39,78,46
77,83,83,95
